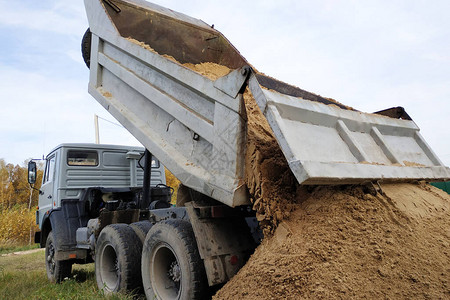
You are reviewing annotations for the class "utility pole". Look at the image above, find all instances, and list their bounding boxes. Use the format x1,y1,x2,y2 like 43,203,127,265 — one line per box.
94,114,100,144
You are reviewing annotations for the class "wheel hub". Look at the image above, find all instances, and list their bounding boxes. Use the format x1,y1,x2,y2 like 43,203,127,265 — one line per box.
168,260,181,283
47,243,55,274
100,244,120,291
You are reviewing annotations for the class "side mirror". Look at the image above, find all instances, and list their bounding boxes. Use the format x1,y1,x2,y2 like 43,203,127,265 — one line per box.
28,161,37,184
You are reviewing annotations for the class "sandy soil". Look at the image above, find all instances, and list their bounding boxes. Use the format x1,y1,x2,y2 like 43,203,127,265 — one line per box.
127,41,450,299
180,60,450,299
214,183,450,299
169,59,450,299
182,62,231,80
243,88,300,235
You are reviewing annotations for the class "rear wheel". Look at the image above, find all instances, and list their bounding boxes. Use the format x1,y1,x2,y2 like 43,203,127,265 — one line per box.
130,221,153,244
95,224,142,294
45,231,72,283
141,219,207,300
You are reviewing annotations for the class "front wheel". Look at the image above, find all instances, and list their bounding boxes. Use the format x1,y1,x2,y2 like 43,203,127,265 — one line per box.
45,231,72,283
141,219,207,300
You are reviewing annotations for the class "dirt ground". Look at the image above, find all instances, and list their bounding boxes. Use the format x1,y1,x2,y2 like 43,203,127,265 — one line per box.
0,248,43,257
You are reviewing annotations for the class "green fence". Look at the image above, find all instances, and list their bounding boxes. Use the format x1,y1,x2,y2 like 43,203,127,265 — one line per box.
431,181,450,194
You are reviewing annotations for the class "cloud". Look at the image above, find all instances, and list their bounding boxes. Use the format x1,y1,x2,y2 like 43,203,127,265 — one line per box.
0,0,449,169
0,64,139,164
0,0,86,36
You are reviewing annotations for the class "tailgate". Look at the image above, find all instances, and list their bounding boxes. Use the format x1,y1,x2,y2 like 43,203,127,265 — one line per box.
249,74,450,184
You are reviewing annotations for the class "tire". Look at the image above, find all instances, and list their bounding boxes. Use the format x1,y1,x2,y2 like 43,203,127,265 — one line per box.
81,28,91,68
95,224,143,294
130,221,153,244
141,219,207,300
45,231,72,283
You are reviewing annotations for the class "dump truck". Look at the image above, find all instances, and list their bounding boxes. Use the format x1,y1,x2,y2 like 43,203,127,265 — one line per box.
29,0,450,299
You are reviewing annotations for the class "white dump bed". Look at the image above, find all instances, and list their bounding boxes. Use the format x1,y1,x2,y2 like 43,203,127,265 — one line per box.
84,0,449,207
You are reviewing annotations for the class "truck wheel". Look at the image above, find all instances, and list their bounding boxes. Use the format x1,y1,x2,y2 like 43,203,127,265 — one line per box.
130,221,153,244
141,219,207,300
45,231,72,283
81,28,91,68
95,224,142,294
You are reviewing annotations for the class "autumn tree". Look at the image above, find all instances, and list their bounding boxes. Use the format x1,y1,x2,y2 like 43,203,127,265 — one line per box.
165,168,180,205
0,159,43,210
0,159,43,246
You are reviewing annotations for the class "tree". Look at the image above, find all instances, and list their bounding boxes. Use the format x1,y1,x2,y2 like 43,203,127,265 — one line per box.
0,159,43,210
0,158,43,245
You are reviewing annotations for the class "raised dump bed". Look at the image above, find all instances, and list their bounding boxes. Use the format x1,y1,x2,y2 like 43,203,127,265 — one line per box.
84,0,450,207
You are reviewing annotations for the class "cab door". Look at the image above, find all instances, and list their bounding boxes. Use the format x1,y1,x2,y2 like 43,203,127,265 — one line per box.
38,153,57,226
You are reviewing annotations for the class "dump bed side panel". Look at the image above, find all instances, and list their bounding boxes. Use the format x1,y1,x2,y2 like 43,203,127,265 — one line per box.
85,0,249,207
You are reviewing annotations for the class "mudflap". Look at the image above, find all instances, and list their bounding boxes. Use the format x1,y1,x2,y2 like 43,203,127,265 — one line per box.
185,202,257,286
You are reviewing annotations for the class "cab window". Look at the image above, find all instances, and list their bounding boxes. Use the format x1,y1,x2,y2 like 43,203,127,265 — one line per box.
43,155,56,184
67,150,99,166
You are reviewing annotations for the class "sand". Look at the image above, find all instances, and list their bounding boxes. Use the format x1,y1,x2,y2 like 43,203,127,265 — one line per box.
129,39,450,298
180,60,298,235
127,37,231,80
183,62,232,80
243,88,300,235
214,183,450,299
177,61,450,299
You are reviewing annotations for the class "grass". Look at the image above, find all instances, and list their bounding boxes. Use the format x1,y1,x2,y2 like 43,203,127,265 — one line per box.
0,250,142,300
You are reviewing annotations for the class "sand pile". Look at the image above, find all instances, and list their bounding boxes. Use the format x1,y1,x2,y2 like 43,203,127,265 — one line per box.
128,41,450,298
214,183,450,299
243,89,300,235
175,60,450,299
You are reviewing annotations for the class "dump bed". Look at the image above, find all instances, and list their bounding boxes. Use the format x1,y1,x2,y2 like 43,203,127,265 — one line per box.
84,0,450,207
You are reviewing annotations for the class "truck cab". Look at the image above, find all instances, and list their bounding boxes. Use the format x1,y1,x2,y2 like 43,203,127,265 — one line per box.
35,143,165,230
29,144,168,280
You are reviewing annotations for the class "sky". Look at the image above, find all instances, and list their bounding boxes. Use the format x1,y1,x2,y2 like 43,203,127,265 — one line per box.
0,0,449,167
